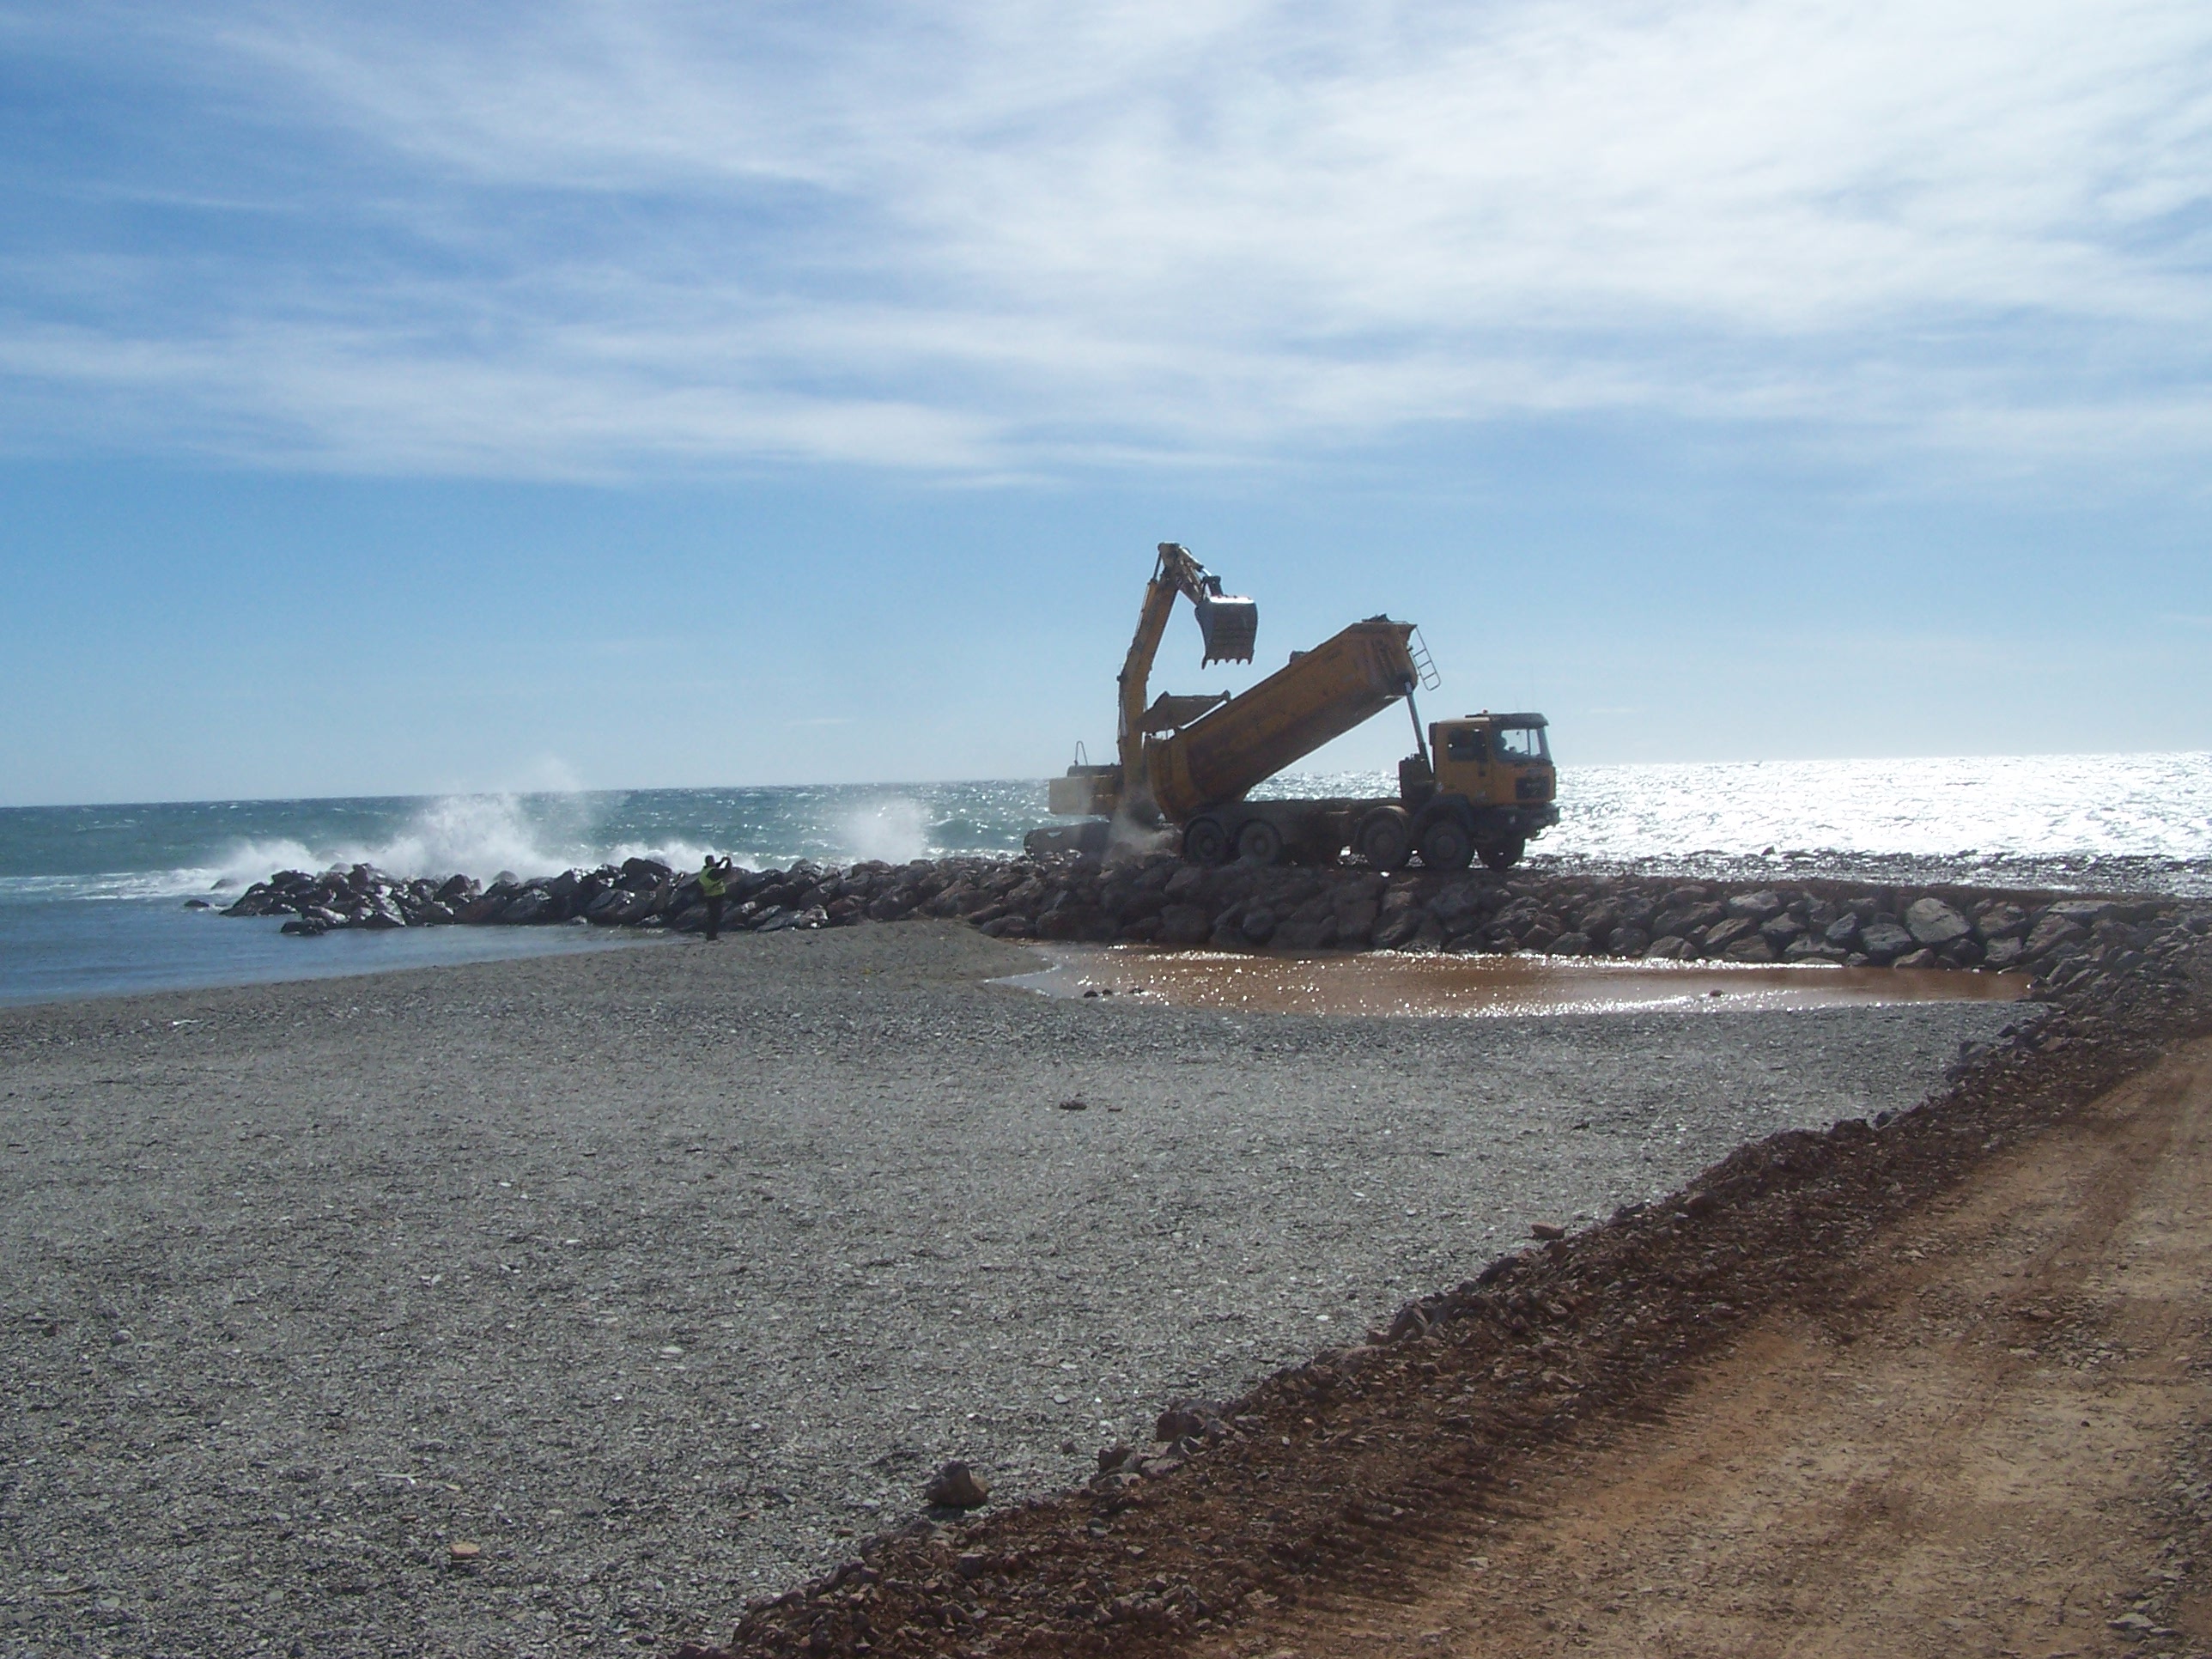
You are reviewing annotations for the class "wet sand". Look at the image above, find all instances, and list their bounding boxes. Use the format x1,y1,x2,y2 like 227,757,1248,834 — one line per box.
1002,945,2032,1019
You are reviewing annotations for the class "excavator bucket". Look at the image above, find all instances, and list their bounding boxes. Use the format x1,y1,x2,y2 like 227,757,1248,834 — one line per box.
1193,593,1258,665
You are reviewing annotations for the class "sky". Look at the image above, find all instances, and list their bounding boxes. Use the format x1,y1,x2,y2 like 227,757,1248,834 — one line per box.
1,0,2208,806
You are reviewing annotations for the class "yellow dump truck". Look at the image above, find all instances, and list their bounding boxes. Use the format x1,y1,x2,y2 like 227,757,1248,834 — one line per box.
1034,544,1559,871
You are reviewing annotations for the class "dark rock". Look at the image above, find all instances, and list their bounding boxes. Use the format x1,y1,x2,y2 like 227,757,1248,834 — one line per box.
1547,932,1595,957
1431,882,1486,932
1784,936,1845,963
1723,937,1778,963
1156,904,1213,947
1702,917,1759,954
1607,925,1651,957
2023,915,2087,960
2045,899,2117,927
1652,901,1724,938
1274,915,1338,951
1822,913,1862,949
1893,947,1941,969
1332,898,1380,946
1904,897,1972,946
501,890,551,925
1154,1401,1221,1442
1370,907,1420,950
1983,935,2026,969
1858,921,1915,963
1759,915,1805,948
924,1461,989,1509
1723,890,1784,922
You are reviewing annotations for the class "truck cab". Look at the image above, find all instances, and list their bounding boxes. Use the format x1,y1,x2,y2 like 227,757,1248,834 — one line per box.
1382,712,1558,871
1432,714,1555,810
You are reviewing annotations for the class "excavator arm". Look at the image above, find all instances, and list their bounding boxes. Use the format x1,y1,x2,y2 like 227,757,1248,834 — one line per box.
1116,544,1257,817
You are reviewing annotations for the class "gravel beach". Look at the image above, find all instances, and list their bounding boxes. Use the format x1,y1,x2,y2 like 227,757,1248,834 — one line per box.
0,924,2022,1656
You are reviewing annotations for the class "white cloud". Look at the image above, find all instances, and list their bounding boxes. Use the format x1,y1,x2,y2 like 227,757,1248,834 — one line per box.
2,0,2209,477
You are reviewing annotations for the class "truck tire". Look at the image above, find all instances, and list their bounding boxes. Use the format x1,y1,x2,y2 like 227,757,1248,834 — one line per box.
1237,818,1284,866
1479,836,1526,872
1182,814,1231,866
1357,808,1412,872
1418,817,1473,872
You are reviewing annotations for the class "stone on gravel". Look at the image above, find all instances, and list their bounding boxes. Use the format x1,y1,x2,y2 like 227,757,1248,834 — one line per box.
925,1461,991,1509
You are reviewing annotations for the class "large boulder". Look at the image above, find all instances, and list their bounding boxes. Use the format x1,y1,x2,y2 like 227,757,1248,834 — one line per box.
1156,903,1213,946
1273,915,1337,951
1723,890,1784,922
501,890,551,925
2023,914,2087,961
1858,921,1915,963
1904,897,1972,947
1759,915,1805,948
2045,899,2116,927
1702,917,1759,954
1371,907,1421,950
1431,883,1487,933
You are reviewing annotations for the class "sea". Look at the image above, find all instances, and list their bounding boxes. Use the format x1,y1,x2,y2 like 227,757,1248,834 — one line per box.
2,752,2207,1008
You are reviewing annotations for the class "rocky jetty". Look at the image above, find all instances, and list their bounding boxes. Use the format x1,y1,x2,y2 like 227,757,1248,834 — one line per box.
221,850,2210,1005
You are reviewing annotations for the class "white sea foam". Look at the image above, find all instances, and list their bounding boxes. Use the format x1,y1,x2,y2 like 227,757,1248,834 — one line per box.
842,799,930,866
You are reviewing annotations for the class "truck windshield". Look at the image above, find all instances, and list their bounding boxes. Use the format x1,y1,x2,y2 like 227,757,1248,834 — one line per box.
1496,726,1549,762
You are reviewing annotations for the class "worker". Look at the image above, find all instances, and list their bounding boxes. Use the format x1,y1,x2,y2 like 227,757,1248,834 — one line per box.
697,854,732,941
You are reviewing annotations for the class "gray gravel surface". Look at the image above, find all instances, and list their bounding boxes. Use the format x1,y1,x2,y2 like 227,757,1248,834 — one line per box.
0,923,2022,1656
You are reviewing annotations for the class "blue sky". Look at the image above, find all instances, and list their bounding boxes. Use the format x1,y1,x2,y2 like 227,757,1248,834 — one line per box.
2,0,2208,805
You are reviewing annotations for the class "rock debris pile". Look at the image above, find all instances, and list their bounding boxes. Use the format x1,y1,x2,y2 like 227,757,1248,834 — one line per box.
221,850,2209,997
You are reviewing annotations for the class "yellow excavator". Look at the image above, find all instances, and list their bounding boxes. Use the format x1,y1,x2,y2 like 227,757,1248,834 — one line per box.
1037,544,1559,870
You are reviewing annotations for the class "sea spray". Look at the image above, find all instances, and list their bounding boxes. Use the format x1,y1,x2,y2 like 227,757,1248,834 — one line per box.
842,798,931,865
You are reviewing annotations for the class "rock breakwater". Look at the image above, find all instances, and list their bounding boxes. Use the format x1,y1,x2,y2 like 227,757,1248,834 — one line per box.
222,851,2210,1005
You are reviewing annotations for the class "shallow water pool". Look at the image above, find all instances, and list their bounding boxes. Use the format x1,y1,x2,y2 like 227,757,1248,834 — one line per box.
1000,945,2032,1018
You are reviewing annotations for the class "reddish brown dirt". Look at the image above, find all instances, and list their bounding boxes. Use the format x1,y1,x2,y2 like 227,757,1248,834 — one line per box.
683,968,2212,1659
1212,1034,2212,1658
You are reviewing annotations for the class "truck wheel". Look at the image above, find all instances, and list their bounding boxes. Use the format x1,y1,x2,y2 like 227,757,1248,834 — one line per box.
1182,815,1231,866
1479,836,1526,872
1357,809,1412,872
1418,818,1473,872
1237,818,1284,866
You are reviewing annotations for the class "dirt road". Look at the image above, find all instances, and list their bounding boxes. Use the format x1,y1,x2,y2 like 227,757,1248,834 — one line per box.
1224,1038,2212,1658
